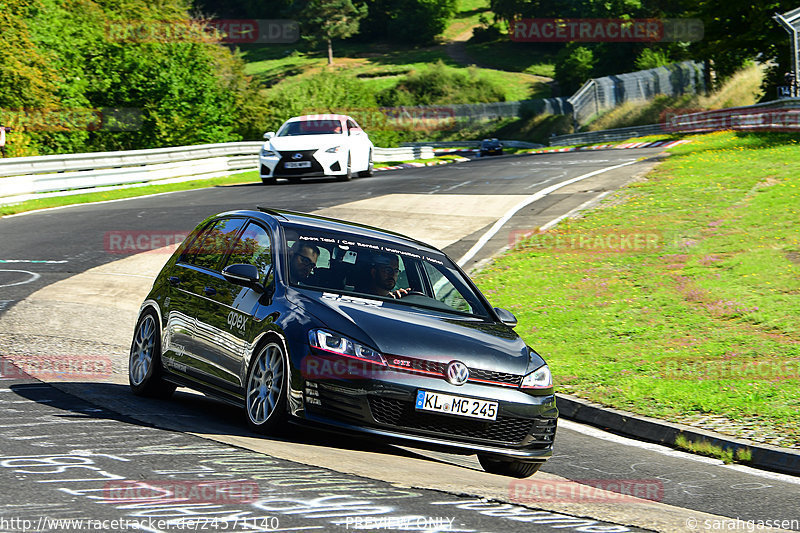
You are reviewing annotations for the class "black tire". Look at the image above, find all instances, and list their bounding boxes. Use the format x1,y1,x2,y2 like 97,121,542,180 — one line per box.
245,341,288,434
128,310,176,398
358,150,374,177
261,176,276,185
477,455,542,478
337,153,352,181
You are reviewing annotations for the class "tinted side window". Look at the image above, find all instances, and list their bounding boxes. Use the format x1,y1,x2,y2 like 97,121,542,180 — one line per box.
183,218,245,272
225,222,273,284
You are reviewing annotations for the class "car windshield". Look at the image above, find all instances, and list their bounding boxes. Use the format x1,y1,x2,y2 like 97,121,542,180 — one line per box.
277,120,343,136
283,226,491,318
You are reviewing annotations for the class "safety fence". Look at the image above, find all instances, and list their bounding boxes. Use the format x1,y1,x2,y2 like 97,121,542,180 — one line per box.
568,61,706,125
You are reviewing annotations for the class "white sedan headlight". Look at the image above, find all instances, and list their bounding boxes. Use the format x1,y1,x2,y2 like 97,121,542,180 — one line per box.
260,146,277,157
325,146,342,153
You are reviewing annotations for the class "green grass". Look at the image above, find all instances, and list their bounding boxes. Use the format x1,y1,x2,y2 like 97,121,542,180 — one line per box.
442,0,492,41
674,435,752,464
473,131,800,446
464,41,557,78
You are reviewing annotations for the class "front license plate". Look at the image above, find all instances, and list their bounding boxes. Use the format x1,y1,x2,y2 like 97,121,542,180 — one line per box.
285,161,311,168
415,390,498,420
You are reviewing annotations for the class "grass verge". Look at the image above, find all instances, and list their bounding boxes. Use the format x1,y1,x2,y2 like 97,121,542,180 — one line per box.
473,131,800,447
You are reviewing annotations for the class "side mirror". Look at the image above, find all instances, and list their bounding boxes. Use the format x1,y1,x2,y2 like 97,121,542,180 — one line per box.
263,132,275,140
222,263,264,293
494,307,518,328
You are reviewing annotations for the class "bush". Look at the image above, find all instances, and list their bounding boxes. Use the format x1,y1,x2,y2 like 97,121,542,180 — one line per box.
635,48,671,71
377,61,506,106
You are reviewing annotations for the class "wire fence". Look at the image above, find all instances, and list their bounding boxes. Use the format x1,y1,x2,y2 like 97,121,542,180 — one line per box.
389,61,705,128
568,61,706,125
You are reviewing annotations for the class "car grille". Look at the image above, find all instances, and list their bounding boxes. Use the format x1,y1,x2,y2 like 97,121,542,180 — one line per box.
387,355,522,387
368,397,555,447
277,149,323,175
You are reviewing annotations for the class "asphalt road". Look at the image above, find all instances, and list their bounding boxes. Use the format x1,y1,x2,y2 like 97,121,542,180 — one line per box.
2,148,799,532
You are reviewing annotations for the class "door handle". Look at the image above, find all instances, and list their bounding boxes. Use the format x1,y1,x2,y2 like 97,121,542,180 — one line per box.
203,286,216,296
168,276,180,286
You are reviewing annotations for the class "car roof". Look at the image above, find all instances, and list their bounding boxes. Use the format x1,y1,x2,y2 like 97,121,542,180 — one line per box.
286,114,352,123
250,207,444,254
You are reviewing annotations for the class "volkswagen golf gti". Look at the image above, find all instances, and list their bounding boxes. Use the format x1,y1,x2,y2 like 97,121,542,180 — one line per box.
128,207,557,477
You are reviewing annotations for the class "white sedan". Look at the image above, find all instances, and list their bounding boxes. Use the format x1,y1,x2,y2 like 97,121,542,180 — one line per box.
259,114,374,184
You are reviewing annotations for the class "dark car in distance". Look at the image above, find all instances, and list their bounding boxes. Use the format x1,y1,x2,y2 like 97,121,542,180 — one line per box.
128,208,557,477
479,138,504,156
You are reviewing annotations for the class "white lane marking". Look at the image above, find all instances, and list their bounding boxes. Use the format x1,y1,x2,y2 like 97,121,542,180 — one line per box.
443,180,472,192
524,175,562,189
0,259,68,264
456,160,639,266
0,270,41,288
539,191,611,231
559,419,800,486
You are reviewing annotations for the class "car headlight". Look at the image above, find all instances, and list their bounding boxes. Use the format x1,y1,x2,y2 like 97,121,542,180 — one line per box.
308,329,386,366
325,146,342,153
521,364,552,389
260,147,277,157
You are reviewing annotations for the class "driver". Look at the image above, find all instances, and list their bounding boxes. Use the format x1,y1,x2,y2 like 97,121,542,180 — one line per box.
366,254,411,299
289,242,319,283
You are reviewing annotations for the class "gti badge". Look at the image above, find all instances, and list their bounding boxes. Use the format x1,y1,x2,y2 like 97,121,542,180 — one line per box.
292,153,303,160
446,361,469,386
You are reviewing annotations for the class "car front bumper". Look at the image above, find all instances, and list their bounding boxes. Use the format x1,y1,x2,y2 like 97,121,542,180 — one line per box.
261,150,348,178
293,367,557,461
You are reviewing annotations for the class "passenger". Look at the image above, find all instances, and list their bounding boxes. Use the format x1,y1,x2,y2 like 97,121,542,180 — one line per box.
365,254,410,299
289,242,319,283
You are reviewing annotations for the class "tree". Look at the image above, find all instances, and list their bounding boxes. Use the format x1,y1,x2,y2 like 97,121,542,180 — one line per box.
357,0,456,45
554,45,596,94
297,0,367,65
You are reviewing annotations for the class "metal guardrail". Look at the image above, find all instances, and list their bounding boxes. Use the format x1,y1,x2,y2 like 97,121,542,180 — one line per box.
373,146,434,161
550,97,800,145
665,98,800,132
550,124,667,145
0,142,444,205
401,140,543,149
0,142,263,205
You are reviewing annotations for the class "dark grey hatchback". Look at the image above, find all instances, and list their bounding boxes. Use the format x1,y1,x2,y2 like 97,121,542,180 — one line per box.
129,207,557,477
